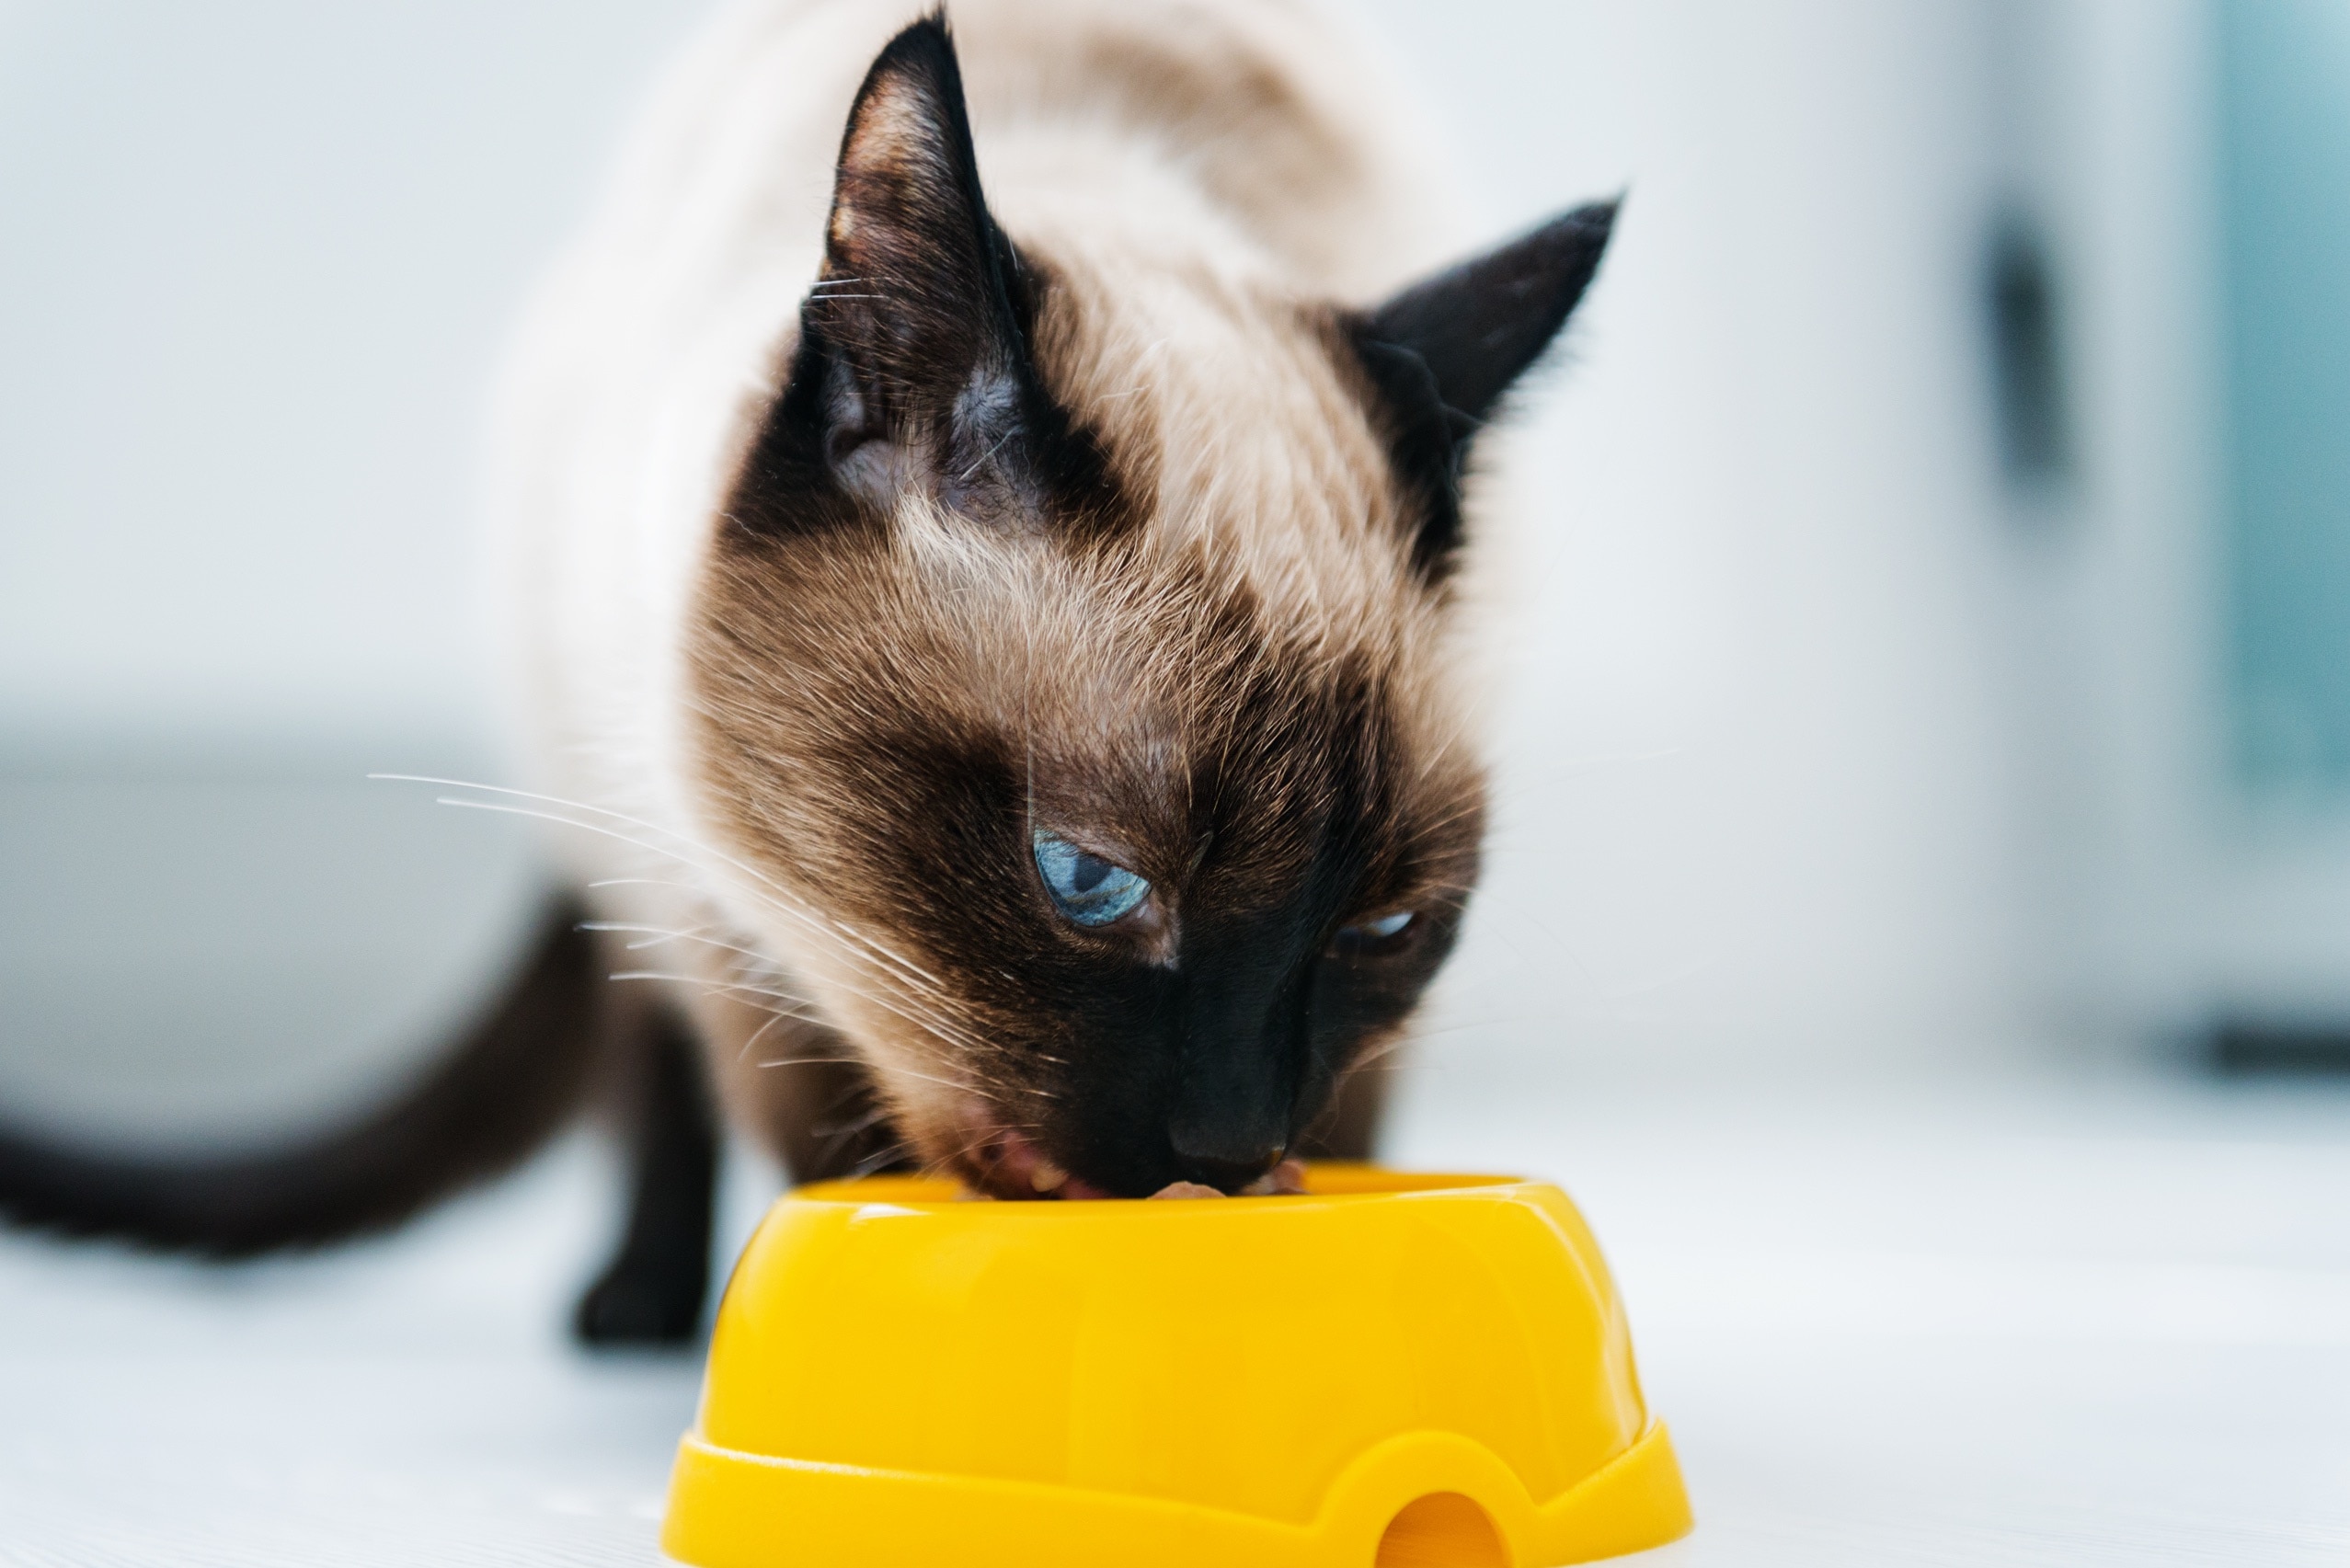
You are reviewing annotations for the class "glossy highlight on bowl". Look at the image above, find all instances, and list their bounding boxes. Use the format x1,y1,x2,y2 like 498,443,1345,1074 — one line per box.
661,1165,1691,1567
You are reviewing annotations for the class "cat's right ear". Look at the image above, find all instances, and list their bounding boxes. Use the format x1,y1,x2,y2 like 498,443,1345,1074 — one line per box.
747,11,1103,532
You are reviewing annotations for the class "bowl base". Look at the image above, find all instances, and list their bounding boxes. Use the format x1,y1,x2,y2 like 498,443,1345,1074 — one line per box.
660,1420,1690,1568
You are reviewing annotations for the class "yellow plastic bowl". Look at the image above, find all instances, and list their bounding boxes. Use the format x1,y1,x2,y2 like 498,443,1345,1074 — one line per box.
660,1165,1691,1567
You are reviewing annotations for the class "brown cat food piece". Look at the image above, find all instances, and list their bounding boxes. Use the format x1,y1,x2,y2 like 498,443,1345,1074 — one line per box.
1149,1182,1224,1200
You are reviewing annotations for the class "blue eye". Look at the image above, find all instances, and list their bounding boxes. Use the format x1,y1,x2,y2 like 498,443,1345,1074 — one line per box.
1032,830,1152,927
1341,910,1415,943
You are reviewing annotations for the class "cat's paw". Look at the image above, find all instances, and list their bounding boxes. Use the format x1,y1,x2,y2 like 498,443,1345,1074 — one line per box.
573,1258,705,1347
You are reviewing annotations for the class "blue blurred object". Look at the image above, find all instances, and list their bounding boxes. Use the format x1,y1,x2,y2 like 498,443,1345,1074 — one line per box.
2218,0,2350,797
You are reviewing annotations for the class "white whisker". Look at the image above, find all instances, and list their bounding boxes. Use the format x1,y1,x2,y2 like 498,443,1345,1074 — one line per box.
381,775,948,995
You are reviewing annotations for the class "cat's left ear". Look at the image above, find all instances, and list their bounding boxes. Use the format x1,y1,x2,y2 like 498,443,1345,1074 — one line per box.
1351,200,1618,576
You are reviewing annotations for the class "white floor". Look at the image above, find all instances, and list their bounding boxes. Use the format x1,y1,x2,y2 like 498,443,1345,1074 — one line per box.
1397,1064,2350,1566
3,1060,2344,1566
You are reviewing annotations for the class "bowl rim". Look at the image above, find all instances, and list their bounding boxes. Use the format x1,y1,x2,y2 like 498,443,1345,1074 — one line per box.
784,1163,1535,1214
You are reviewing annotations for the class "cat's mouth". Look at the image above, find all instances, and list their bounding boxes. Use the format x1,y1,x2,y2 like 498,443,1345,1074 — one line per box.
951,1125,1305,1202
958,1127,1118,1200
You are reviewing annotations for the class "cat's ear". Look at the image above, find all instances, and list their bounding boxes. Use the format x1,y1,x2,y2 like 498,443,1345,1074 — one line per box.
1351,200,1617,576
1361,200,1619,431
788,12,1082,523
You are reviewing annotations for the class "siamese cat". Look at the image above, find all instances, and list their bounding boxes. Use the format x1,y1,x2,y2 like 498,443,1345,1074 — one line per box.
0,0,1612,1344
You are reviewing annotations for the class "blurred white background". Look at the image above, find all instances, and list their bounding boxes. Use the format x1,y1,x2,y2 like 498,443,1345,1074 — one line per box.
4,0,2325,1114
0,1,705,1132
0,1,694,743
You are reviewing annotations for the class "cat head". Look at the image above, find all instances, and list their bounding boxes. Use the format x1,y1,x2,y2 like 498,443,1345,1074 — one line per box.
687,15,1612,1196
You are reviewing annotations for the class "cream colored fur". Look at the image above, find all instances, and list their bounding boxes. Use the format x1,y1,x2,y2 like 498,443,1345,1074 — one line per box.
485,0,1469,1157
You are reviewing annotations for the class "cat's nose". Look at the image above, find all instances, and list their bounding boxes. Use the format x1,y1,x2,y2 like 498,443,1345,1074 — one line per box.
1167,1126,1286,1193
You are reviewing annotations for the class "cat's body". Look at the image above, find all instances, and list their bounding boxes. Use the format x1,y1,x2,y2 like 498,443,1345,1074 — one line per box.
490,0,1468,1182
0,0,1611,1344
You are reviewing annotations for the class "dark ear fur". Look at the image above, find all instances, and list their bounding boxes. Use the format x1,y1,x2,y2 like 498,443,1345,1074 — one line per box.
742,11,1114,534
1352,200,1618,576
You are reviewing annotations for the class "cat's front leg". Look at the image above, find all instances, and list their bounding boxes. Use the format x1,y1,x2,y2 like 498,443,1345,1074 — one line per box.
573,998,717,1346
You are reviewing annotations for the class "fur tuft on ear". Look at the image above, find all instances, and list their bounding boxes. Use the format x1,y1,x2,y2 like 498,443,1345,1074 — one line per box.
1350,200,1617,577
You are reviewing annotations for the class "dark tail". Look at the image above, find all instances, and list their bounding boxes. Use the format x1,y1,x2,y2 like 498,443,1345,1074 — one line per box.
0,895,604,1258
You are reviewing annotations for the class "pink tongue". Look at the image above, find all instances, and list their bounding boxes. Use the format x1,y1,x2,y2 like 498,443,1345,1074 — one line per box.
1249,1159,1309,1196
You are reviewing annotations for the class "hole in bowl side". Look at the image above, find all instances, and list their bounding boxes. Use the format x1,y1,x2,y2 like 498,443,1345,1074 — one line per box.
1373,1493,1508,1568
